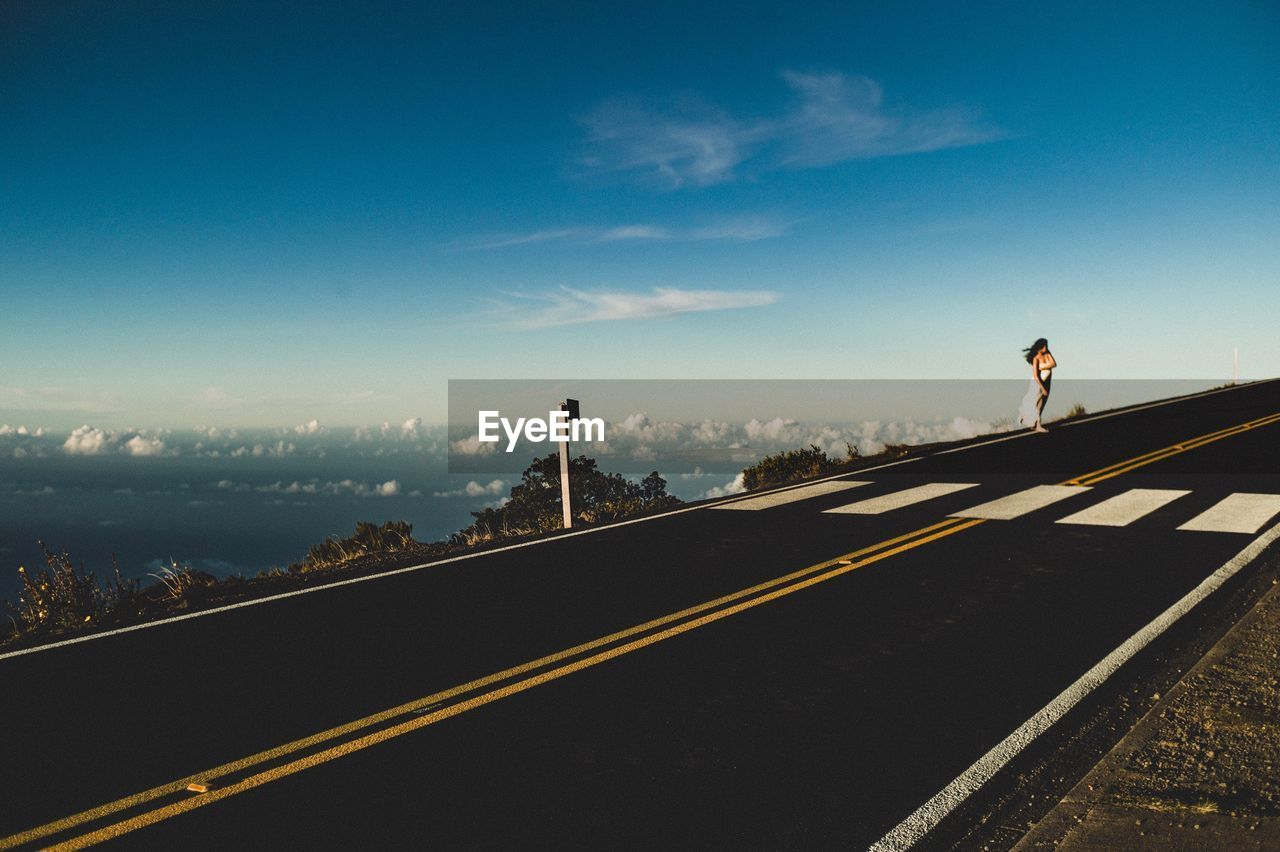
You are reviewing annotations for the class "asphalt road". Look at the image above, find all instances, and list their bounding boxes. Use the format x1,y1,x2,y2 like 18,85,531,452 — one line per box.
4,380,1280,850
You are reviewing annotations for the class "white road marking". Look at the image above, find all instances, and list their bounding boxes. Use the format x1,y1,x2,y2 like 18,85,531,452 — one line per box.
1177,493,1280,534
0,462,920,663
950,484,1090,520
709,480,871,510
1056,488,1191,527
823,482,979,515
870,517,1280,852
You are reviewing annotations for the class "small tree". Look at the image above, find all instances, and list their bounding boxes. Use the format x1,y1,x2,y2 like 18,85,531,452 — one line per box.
453,454,682,542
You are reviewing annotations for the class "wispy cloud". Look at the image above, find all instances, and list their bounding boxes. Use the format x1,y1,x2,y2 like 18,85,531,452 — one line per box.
497,286,779,328
468,216,787,250
580,94,759,187
0,385,121,414
190,386,241,409
472,228,589,249
684,216,790,241
579,70,1002,187
595,224,670,242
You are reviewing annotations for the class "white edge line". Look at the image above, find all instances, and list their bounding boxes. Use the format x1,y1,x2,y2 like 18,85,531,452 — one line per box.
868,517,1280,852
934,380,1266,455
1,380,1269,663
0,454,924,662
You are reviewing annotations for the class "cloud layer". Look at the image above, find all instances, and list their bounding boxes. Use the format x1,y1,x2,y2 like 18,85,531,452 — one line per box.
62,425,170,457
449,410,1013,473
9,412,1009,474
216,478,401,497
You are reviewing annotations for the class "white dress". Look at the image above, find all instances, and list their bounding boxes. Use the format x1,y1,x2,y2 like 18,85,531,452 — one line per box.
1018,366,1052,426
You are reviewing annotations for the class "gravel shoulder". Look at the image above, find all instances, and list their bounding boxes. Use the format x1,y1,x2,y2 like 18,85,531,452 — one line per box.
1015,576,1280,850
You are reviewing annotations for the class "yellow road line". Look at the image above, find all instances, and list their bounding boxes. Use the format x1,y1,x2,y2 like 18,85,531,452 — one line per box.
2,517,966,850
17,407,1280,848
1066,411,1280,486
43,519,986,851
1066,415,1269,481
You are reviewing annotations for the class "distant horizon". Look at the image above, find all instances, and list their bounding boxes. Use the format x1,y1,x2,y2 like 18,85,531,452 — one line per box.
1,375,1265,433
1,375,1270,614
0,378,1251,469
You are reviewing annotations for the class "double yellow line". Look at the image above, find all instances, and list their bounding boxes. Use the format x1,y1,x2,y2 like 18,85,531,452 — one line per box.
8,407,1280,849
1064,410,1280,486
4,519,980,850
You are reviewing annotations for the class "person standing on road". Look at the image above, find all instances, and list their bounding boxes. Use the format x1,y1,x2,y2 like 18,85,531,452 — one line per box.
1018,338,1056,433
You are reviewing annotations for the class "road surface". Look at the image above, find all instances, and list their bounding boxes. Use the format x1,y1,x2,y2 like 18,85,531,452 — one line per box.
3,379,1280,849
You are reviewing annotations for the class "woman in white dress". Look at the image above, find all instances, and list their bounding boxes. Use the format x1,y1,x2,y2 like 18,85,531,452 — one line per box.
1018,338,1056,433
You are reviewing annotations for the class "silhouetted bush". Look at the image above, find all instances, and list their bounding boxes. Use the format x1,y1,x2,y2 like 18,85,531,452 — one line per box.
6,543,137,641
454,453,682,544
741,443,861,491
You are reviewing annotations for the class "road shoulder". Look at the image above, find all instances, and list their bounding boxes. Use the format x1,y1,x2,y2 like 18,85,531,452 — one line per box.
1015,575,1280,850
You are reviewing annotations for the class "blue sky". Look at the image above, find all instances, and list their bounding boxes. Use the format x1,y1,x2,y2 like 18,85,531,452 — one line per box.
3,0,1277,428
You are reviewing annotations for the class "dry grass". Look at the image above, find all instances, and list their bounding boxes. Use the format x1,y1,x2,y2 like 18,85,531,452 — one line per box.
5,543,138,641
291,521,417,574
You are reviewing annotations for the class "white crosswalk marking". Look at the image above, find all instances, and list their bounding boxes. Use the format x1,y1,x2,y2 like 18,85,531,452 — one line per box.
824,482,980,515
1177,493,1280,534
1056,488,1191,527
950,484,1090,520
711,480,871,510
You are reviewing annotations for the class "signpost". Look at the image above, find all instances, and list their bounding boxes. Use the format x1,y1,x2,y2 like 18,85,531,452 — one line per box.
559,398,579,529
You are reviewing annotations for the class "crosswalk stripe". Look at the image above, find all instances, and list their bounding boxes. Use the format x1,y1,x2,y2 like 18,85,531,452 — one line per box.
950,484,1090,520
824,482,980,515
711,480,871,510
1055,488,1191,527
1177,493,1280,534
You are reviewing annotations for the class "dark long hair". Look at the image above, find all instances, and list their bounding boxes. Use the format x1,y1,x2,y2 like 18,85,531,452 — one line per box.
1023,338,1048,364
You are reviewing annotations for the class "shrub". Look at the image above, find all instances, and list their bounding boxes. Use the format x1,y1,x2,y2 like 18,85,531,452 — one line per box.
741,444,856,491
6,543,136,639
452,454,683,543
291,521,417,574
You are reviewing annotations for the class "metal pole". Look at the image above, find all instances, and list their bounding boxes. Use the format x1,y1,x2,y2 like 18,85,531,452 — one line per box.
558,401,572,529
1233,347,1239,385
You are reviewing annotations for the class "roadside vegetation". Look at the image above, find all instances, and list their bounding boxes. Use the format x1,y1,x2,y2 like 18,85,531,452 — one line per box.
457,453,681,545
739,441,912,491
1061,402,1087,420
1,453,681,650
5,412,1067,650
